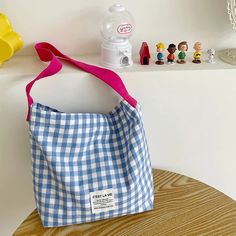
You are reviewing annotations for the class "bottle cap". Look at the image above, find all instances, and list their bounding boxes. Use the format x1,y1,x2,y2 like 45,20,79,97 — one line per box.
109,4,125,13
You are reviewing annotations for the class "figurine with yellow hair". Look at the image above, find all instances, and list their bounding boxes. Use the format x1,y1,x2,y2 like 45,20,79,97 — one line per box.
155,42,165,65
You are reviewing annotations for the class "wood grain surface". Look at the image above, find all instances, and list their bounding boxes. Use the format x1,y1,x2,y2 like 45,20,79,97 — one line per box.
13,169,236,236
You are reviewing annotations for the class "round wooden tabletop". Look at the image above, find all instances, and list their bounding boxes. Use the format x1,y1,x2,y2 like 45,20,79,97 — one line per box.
13,169,236,236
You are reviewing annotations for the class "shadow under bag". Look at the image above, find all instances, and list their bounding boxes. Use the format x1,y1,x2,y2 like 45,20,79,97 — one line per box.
26,42,154,227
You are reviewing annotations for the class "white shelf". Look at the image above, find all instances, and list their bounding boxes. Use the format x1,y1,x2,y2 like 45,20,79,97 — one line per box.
0,52,235,77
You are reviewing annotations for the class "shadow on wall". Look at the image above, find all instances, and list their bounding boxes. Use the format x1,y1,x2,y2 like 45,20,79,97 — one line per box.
133,0,236,52
3,1,104,56
46,7,102,56
184,0,234,41
0,75,35,236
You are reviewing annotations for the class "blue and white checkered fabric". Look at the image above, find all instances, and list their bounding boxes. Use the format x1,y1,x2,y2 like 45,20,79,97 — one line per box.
29,100,154,227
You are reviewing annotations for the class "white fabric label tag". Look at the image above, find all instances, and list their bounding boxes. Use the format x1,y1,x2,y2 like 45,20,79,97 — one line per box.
90,189,116,214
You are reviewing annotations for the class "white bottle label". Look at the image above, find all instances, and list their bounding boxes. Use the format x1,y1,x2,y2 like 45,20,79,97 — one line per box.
90,189,116,214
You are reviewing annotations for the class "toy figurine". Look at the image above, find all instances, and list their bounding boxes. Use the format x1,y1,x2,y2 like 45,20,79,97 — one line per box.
0,13,23,66
155,42,165,65
139,42,151,65
167,44,177,64
192,42,202,64
207,48,216,64
177,41,188,64
100,4,134,68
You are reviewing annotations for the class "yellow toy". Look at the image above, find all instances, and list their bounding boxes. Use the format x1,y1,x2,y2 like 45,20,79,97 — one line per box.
192,42,202,64
0,13,23,65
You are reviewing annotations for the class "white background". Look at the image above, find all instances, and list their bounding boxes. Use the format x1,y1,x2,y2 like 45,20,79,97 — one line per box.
1,0,236,235
1,0,236,55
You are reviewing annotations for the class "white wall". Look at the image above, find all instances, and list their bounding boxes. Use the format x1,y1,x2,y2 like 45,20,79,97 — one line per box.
1,0,236,235
1,65,236,235
1,0,236,56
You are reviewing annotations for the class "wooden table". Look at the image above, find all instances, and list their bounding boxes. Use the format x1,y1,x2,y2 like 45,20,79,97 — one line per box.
13,169,236,236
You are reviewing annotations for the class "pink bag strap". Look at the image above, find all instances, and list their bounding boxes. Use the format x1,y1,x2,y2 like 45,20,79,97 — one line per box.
26,42,137,121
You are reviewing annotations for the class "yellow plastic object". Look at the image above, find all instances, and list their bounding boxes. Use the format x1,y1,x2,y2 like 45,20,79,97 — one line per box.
0,13,23,65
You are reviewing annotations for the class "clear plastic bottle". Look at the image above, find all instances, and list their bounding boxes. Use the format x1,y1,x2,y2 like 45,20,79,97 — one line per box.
100,4,134,68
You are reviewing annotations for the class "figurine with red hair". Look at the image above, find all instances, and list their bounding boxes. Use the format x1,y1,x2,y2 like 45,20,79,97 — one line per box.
177,41,188,64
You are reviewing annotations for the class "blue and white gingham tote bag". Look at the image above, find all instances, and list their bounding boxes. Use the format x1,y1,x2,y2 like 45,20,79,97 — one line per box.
26,43,154,227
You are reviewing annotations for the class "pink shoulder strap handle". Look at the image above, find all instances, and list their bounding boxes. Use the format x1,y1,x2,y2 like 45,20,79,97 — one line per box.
26,42,137,121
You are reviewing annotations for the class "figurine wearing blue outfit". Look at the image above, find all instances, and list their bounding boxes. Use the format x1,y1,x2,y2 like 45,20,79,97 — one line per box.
155,42,165,65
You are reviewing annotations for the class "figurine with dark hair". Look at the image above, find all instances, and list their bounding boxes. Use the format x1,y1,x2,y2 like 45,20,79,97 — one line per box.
167,44,177,64
177,41,188,64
